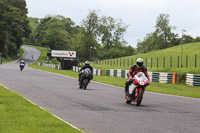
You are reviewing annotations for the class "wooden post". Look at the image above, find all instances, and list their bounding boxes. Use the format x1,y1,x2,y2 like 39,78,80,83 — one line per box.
120,58,121,67
163,57,165,68
170,56,172,67
157,57,158,68
127,58,129,67
195,54,197,68
111,59,112,66
151,57,152,68
146,58,147,67
131,58,133,65
178,56,179,68
186,55,188,68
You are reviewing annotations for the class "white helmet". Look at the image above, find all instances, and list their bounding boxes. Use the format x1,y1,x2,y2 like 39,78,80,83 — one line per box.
85,61,90,65
21,60,24,63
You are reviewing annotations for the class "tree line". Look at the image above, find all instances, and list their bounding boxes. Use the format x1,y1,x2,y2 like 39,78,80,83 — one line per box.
137,14,200,53
28,10,136,61
1,0,200,61
0,0,30,57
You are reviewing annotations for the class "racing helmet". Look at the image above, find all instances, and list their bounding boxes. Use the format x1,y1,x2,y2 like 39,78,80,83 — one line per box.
21,60,24,63
136,58,144,68
85,61,90,66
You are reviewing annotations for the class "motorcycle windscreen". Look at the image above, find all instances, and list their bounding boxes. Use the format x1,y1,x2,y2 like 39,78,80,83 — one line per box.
135,72,147,83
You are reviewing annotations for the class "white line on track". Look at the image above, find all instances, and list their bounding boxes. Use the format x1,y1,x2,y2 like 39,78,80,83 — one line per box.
0,83,85,133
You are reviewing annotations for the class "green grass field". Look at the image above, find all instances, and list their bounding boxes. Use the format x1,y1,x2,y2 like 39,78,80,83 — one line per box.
92,42,200,75
0,85,81,133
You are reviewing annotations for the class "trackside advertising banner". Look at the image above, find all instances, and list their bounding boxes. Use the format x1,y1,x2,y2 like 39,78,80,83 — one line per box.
51,50,76,58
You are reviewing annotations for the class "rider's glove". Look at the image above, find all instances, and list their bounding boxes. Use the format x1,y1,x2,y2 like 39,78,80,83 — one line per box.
128,76,133,80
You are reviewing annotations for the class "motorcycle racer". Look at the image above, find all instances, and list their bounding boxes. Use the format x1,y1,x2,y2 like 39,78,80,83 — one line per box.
78,61,93,82
125,58,150,93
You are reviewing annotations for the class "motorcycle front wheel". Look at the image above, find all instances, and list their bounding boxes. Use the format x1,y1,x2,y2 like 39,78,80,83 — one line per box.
83,79,88,89
135,89,143,106
20,66,23,71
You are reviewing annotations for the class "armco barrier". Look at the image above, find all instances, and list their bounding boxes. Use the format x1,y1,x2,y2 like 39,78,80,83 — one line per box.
72,66,102,76
37,62,60,70
186,73,200,87
152,72,159,82
106,69,129,79
148,72,153,82
93,68,102,76
106,69,177,84
159,72,176,83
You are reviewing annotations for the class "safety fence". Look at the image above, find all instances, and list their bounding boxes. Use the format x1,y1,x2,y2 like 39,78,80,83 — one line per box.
106,69,177,84
186,73,200,87
72,66,102,76
37,63,200,86
94,54,200,69
37,62,61,70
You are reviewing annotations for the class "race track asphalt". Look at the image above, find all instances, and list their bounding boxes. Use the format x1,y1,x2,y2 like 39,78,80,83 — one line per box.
0,45,200,133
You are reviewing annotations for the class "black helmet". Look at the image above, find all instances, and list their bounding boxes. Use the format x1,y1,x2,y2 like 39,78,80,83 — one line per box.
136,58,143,68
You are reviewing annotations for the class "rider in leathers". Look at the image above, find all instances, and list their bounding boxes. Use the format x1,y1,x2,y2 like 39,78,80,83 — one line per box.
78,61,93,82
20,60,26,67
125,58,150,93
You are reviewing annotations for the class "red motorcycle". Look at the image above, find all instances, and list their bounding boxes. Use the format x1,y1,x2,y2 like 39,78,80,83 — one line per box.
125,72,149,106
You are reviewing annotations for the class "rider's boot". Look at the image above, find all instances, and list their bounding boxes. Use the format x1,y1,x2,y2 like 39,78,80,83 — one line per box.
78,75,80,82
125,85,129,93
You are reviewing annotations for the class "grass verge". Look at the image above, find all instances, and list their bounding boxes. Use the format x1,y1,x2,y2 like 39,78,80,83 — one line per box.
1,48,24,64
0,85,82,133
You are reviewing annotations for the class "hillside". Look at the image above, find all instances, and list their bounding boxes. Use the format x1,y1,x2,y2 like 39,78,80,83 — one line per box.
92,42,200,74
1,48,24,64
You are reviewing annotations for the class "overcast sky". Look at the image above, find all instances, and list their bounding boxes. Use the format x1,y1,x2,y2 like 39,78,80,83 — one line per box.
26,0,200,48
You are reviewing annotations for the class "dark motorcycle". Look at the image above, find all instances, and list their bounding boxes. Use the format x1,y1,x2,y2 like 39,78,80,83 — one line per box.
19,63,25,71
125,72,149,106
79,68,92,89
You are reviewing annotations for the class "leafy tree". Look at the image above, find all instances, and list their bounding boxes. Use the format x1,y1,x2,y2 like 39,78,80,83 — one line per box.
81,10,99,60
99,16,115,49
155,14,177,48
194,36,200,42
99,16,128,50
137,13,178,53
29,10,134,61
43,28,72,50
182,35,194,44
81,10,130,60
28,17,40,43
34,15,77,49
0,0,30,57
